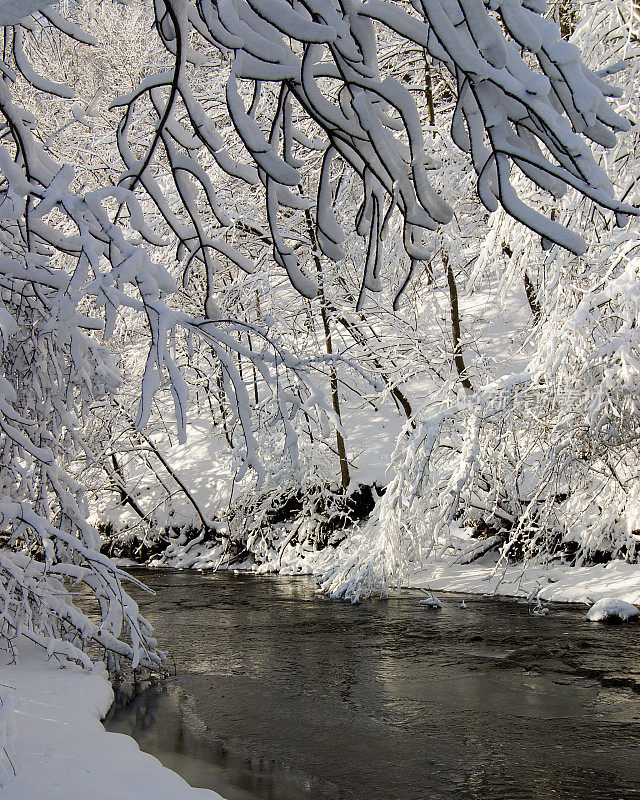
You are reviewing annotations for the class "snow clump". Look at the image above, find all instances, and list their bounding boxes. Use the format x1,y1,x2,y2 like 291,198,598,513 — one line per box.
586,598,639,623
418,590,442,610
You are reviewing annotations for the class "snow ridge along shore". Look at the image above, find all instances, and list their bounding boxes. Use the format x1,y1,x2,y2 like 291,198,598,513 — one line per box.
405,556,640,606
0,639,223,800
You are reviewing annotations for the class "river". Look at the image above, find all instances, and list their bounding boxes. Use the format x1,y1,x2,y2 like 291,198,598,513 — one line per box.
105,569,640,800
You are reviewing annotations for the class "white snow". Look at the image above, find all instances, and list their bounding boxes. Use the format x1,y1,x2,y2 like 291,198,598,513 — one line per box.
418,589,442,609
406,555,640,606
0,638,224,800
586,597,640,622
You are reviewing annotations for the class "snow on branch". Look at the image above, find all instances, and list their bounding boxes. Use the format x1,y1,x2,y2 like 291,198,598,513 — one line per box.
105,0,640,312
0,0,348,664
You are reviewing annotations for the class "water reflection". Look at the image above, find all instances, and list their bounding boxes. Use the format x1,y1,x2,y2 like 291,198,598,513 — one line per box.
105,571,640,800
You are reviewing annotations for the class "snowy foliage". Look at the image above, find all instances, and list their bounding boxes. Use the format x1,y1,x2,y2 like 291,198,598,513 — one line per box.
0,0,637,638
104,0,639,313
320,0,640,600
0,0,339,661
0,34,168,667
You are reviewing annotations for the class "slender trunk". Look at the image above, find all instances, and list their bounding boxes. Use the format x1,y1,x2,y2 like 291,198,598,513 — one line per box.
445,255,473,391
205,268,233,445
247,332,260,405
303,206,350,489
524,271,542,323
323,316,350,489
423,54,436,128
558,1,574,40
104,451,148,521
215,370,233,447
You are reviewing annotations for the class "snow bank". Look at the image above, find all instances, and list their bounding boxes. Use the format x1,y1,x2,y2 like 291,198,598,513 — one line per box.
0,638,224,800
406,556,640,606
586,597,640,623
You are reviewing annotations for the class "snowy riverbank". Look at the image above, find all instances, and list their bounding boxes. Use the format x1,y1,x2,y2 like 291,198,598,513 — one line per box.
0,638,223,800
405,556,640,605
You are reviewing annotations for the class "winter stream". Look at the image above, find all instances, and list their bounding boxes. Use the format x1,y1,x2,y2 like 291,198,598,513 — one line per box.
105,570,640,800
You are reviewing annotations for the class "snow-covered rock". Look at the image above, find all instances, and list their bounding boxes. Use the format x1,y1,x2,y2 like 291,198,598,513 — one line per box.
418,591,442,609
532,604,549,616
586,597,639,623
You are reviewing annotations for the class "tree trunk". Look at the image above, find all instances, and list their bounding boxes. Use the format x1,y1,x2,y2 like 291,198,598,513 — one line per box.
104,451,148,521
445,255,473,391
304,207,350,489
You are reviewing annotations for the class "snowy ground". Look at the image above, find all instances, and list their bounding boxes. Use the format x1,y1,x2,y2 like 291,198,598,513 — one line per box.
0,639,223,800
405,555,640,606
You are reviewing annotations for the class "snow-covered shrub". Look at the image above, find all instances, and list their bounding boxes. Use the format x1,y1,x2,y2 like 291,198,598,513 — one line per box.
320,297,640,600
225,473,380,572
0,138,166,671
0,6,172,671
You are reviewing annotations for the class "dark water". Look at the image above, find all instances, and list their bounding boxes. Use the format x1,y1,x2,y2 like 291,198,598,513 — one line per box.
105,570,640,800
